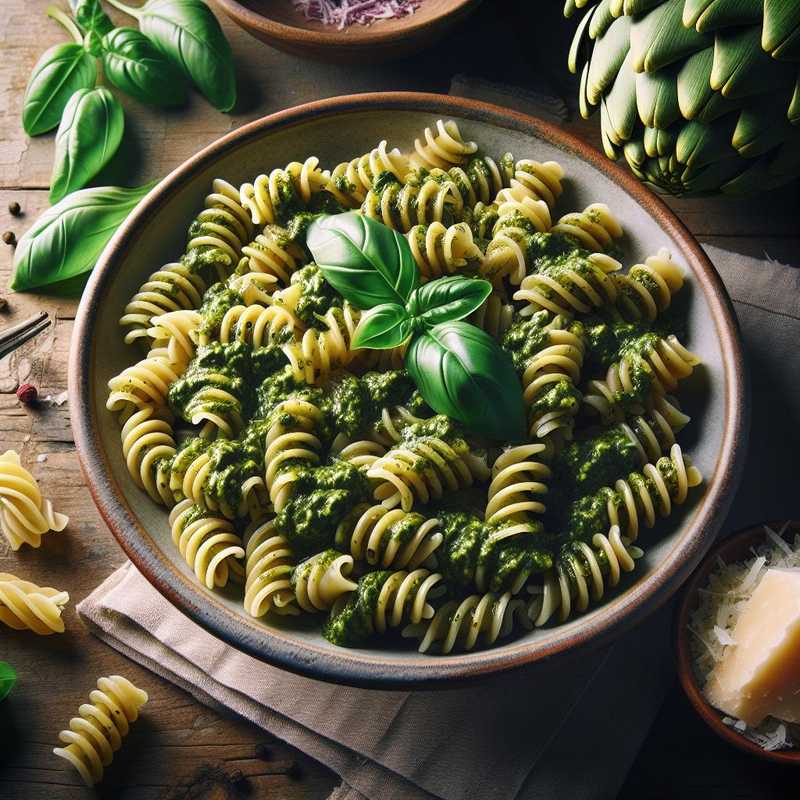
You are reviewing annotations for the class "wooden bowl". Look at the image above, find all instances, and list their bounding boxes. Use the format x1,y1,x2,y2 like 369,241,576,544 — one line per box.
70,92,748,688
215,0,483,63
675,521,800,764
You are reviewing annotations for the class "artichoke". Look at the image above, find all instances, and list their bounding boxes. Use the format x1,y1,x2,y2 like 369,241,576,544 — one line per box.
564,0,800,195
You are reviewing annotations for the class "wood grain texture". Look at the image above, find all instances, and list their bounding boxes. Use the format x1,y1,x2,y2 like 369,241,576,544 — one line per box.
0,0,798,798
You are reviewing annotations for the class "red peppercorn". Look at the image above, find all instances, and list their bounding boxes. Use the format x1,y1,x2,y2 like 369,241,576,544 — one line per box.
16,383,37,405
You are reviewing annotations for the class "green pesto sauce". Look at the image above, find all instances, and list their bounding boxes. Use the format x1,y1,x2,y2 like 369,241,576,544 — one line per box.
284,264,343,329
198,283,243,340
327,373,368,440
361,369,416,411
402,414,464,445
500,312,552,373
182,244,232,275
373,170,400,193
529,379,581,416
323,570,389,647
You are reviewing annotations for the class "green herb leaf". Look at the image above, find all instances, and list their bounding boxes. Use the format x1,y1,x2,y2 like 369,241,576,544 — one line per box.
351,303,412,350
306,212,419,310
22,43,97,136
0,662,16,702
50,88,125,204
70,0,114,35
101,27,187,107
405,320,526,441
11,182,156,293
407,276,492,328
119,0,237,112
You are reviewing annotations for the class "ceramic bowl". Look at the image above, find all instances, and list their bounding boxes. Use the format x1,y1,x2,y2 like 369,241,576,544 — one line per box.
675,521,800,764
215,0,482,63
70,92,747,687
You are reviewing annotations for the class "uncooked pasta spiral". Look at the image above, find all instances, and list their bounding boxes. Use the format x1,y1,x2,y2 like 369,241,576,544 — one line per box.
407,221,483,280
0,450,68,550
168,499,244,589
613,248,685,322
240,158,328,225
218,302,298,348
282,304,361,385
264,398,325,511
514,251,622,317
410,119,478,169
293,549,357,612
485,445,551,534
583,335,700,421
362,176,463,233
327,140,410,207
120,180,251,345
550,202,623,252
336,504,443,570
404,591,531,654
244,517,299,617
367,432,490,512
53,675,148,787
106,351,182,416
528,526,643,626
0,572,69,634
119,405,176,506
146,310,201,367
240,225,305,287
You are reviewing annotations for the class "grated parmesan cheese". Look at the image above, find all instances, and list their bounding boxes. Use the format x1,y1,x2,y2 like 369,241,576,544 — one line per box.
689,524,800,751
292,0,422,30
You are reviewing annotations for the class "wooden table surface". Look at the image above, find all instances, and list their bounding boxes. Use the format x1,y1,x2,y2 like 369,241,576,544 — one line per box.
1,2,798,798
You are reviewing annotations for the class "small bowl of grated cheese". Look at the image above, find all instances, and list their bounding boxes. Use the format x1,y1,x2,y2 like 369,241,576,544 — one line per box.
676,521,800,763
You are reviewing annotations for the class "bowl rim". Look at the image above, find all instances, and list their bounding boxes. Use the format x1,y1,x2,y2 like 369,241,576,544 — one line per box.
675,520,800,764
214,0,481,48
69,91,749,688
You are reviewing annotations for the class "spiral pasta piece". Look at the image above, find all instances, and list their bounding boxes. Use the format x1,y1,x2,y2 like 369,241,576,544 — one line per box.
485,445,551,534
0,450,68,551
106,351,182,416
0,572,69,634
53,675,148,787
375,569,445,632
227,270,280,306
243,517,299,617
498,159,565,211
621,407,682,466
240,158,328,225
293,550,357,612
468,287,514,339
528,526,643,626
550,202,623,252
404,591,531,654
264,398,325,511
366,405,428,448
240,226,305,287
407,221,483,280
514,251,622,317
218,302,298,348
410,119,478,169
337,504,443,570
327,141,410,206
333,439,388,470
367,435,490,512
168,499,244,589
119,405,176,506
146,310,201,368
613,248,685,322
362,177,463,233
443,153,515,207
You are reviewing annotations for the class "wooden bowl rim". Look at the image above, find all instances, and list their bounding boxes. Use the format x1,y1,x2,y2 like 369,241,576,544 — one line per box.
215,0,481,48
69,91,749,688
675,520,800,765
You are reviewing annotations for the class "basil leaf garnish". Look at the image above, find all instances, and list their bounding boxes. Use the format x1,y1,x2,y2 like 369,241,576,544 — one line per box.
108,0,237,112
22,43,97,136
70,0,114,35
11,182,156,293
406,320,526,441
101,27,187,107
0,662,16,703
407,276,492,328
352,303,412,350
307,212,419,309
50,88,125,203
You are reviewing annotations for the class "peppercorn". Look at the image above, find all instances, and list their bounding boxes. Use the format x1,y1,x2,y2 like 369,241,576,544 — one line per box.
16,383,37,405
8,201,21,217
2,231,15,246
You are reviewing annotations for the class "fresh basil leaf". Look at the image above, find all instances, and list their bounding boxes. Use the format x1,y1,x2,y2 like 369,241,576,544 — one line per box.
405,320,526,441
407,276,492,328
50,88,125,204
120,0,237,112
352,303,412,350
22,43,97,136
0,662,16,702
70,0,114,35
307,212,419,310
102,27,187,107
11,182,156,293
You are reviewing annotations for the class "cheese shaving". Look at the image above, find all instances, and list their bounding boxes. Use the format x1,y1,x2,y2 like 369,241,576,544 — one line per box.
292,0,422,29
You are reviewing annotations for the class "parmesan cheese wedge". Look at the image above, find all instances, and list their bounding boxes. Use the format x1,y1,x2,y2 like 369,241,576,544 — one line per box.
705,568,800,726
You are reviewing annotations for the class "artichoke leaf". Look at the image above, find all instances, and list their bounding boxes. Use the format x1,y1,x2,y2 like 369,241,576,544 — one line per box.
763,0,800,60
579,61,595,118
677,47,738,122
588,0,620,40
675,116,737,167
601,102,625,158
732,100,796,157
623,0,664,15
636,65,681,127
630,0,710,73
602,50,639,143
568,3,598,74
586,15,632,104
684,0,762,34
789,76,800,125
643,124,676,157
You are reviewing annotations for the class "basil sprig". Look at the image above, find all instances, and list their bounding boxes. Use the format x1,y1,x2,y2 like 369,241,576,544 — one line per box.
0,662,16,703
307,213,526,441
